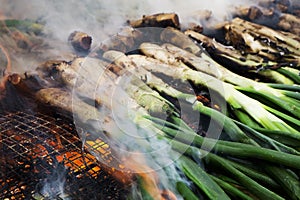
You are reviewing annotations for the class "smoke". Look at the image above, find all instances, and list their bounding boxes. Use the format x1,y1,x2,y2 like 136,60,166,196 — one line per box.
1,0,258,43
37,162,68,199
69,57,185,198
0,0,261,74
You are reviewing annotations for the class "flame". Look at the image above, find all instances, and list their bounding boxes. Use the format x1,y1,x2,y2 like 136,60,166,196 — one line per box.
56,152,102,178
86,139,134,185
123,152,177,200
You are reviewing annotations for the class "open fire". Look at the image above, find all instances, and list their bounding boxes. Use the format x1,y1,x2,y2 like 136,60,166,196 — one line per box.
0,111,128,199
1,0,300,200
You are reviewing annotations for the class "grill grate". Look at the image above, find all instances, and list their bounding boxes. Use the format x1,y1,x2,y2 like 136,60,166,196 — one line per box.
0,111,128,200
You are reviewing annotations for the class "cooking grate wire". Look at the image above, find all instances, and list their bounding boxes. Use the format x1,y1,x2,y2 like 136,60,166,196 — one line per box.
0,110,128,200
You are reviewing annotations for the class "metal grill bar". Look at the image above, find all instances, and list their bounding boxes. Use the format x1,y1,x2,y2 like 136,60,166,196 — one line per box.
0,111,128,200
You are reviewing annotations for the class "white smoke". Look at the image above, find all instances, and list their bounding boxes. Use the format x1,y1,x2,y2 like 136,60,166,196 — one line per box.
38,163,68,199
0,0,260,73
1,0,258,45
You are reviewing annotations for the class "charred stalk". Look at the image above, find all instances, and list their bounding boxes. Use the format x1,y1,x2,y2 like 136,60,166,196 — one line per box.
128,13,180,29
224,18,300,67
232,5,300,35
96,27,143,54
68,31,92,53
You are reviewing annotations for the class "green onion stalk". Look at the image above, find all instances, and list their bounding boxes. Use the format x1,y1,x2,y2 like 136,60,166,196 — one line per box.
124,51,300,198
160,124,300,200
103,50,300,199
45,54,297,199
150,31,300,120
277,67,300,84
103,50,300,153
127,48,300,136
0,19,44,34
40,57,203,199
184,30,296,85
224,18,300,66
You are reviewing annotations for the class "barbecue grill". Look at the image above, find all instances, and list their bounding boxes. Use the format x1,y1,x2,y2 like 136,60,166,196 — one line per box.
0,109,129,200
1,0,300,199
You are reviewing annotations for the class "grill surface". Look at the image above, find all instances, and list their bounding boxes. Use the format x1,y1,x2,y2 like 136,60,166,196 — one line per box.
0,110,128,200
